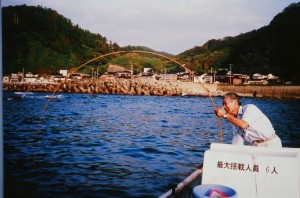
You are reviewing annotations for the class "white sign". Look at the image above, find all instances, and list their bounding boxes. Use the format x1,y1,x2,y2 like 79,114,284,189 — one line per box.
202,143,300,198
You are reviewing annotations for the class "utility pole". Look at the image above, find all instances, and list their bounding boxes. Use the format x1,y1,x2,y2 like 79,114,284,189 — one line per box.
229,64,232,84
130,61,133,80
90,67,94,78
98,63,101,78
211,67,213,83
213,70,216,83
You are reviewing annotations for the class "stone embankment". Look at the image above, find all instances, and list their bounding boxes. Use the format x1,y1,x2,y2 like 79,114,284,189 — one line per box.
179,83,300,99
3,78,300,99
2,78,183,96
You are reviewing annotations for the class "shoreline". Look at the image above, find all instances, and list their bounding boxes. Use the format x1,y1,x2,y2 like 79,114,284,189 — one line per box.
3,79,300,100
179,83,300,100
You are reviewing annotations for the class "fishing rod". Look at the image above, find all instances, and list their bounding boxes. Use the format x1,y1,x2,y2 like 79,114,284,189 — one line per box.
38,50,223,143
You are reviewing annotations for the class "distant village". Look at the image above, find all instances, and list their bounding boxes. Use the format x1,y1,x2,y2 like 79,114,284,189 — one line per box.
2,63,287,85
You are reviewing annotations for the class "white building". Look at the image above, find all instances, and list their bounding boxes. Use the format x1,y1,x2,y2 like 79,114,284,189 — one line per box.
59,69,68,77
2,76,10,83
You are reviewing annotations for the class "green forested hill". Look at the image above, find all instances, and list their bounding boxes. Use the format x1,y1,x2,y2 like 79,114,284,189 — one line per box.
176,2,300,83
3,3,300,83
2,5,174,76
2,5,120,75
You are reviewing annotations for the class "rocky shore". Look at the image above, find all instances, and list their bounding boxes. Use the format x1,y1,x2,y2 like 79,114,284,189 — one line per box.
2,78,184,96
3,78,300,99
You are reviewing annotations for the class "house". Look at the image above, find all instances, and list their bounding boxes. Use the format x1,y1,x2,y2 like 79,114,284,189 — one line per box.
177,72,191,82
69,73,82,79
159,74,177,82
25,72,35,77
266,73,280,85
214,70,228,84
24,72,38,83
138,72,157,80
107,64,126,73
252,73,266,80
59,69,68,77
249,73,277,85
49,74,65,83
230,74,249,85
116,71,132,79
203,73,214,84
107,64,132,79
143,67,152,73
11,73,23,83
203,69,249,84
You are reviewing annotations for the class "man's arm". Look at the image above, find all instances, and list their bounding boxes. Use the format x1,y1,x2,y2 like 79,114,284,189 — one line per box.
224,114,249,129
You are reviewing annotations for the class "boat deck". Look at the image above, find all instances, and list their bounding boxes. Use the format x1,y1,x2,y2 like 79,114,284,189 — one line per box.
159,165,203,198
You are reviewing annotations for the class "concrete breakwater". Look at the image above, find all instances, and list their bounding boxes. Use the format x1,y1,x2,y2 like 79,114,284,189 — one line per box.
2,78,183,96
216,84,300,99
181,83,300,99
3,78,300,99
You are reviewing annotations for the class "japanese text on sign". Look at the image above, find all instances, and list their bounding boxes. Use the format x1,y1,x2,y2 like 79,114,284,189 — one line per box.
217,161,278,174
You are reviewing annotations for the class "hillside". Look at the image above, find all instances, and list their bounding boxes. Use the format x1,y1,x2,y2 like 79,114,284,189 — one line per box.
2,5,121,76
2,5,177,76
176,2,300,83
3,3,300,83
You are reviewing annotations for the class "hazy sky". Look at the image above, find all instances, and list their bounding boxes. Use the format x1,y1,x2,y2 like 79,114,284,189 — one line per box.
2,0,298,54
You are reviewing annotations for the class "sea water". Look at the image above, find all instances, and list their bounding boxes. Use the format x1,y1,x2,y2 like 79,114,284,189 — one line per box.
3,92,300,197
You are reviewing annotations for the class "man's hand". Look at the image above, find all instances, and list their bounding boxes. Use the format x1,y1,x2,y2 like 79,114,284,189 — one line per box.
214,108,226,117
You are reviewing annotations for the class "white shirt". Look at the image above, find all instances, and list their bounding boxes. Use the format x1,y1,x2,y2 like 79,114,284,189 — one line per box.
232,104,276,145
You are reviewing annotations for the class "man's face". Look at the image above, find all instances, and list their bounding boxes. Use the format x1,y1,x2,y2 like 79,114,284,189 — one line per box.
222,97,237,114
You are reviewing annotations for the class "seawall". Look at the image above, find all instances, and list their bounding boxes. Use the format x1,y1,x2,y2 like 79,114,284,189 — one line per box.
180,82,300,99
2,79,183,96
3,79,300,99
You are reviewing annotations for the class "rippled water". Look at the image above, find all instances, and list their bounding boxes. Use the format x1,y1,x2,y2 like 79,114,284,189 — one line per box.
3,91,300,197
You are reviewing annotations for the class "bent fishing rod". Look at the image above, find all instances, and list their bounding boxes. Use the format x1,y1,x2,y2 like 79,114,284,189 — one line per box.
38,50,223,143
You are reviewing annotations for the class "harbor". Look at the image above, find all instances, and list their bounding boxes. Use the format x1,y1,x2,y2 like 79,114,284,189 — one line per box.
3,78,300,99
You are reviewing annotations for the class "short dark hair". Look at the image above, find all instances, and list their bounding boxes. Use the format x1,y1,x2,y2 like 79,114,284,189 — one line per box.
223,92,241,105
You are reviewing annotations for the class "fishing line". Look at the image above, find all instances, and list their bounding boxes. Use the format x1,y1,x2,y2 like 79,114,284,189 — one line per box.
37,51,125,130
35,51,126,168
169,61,222,143
128,50,223,142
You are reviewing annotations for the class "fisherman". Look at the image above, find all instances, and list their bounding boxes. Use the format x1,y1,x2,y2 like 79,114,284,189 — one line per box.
214,92,282,148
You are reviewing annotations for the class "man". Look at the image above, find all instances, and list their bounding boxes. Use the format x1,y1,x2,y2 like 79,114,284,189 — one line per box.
214,92,282,148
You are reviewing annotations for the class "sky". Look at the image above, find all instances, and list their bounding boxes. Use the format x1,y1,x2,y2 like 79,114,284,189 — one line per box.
1,0,298,55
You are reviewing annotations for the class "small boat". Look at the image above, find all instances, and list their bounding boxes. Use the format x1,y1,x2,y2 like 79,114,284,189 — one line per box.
45,95,63,100
159,165,203,198
45,95,56,99
6,92,34,100
14,91,33,95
